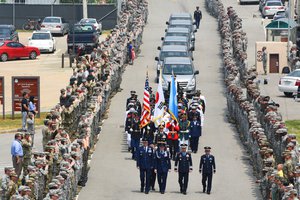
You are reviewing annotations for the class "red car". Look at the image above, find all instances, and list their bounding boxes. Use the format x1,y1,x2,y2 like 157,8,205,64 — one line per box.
0,41,40,62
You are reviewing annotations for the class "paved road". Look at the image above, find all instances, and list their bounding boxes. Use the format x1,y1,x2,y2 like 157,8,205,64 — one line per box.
0,129,43,178
78,0,261,199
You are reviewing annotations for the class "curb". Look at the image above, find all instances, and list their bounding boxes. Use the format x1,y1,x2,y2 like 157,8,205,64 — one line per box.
0,125,43,134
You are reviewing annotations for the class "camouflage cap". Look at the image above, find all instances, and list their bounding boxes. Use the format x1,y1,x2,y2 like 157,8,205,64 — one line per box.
48,182,58,189
9,172,18,177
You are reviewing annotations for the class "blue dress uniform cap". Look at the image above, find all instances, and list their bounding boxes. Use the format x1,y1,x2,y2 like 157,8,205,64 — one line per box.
204,146,211,150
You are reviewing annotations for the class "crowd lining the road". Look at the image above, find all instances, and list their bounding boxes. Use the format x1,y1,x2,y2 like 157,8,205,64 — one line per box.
2,0,148,199
206,0,300,199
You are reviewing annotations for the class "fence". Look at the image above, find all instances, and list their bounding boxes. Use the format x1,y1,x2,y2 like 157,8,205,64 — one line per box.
0,3,117,29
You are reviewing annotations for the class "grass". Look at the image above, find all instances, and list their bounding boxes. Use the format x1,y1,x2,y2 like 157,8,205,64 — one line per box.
285,120,300,142
0,112,47,132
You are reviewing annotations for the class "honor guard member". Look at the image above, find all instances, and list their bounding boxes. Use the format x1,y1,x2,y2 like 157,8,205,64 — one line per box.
136,138,154,194
189,115,202,153
142,121,155,145
174,144,193,195
195,90,206,114
166,121,180,160
154,142,171,194
199,146,216,194
133,94,142,117
126,91,136,108
142,122,156,191
188,105,201,121
154,124,168,145
125,109,141,159
178,114,190,146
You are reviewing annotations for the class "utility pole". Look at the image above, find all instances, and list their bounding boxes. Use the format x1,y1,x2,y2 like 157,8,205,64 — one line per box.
287,0,292,61
83,0,88,18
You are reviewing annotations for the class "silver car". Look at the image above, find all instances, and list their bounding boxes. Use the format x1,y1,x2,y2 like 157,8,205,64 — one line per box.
165,27,195,49
41,16,69,35
278,69,300,96
79,18,102,34
262,1,285,18
167,20,196,34
161,36,193,50
168,13,193,22
161,57,199,97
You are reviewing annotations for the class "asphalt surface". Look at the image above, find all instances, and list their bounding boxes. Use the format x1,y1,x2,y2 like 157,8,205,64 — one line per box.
78,0,261,199
0,128,43,178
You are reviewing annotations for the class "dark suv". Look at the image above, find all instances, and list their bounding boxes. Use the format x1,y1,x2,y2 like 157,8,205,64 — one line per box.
0,25,19,42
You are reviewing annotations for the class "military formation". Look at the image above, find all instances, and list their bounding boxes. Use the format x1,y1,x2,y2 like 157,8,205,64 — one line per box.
125,87,218,195
206,0,300,199
2,0,148,199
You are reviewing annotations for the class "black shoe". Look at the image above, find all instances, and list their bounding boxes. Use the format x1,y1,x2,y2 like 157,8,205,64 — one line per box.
195,151,197,153
180,188,183,193
207,191,210,195
140,188,144,192
145,191,149,194
203,188,206,193
161,191,165,194
183,191,187,195
151,187,155,191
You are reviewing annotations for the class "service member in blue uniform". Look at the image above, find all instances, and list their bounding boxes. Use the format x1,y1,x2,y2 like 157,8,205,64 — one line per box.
189,115,202,153
174,144,193,195
154,142,171,194
136,138,155,194
199,146,216,194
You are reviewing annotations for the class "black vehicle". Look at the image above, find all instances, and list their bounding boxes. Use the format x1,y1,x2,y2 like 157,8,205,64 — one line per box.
0,25,18,42
67,24,99,54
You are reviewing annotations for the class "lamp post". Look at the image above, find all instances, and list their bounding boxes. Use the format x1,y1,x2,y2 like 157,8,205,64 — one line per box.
12,0,15,26
287,0,292,61
72,0,75,65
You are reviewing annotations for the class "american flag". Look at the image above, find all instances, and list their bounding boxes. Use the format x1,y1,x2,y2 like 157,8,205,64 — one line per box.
140,72,151,128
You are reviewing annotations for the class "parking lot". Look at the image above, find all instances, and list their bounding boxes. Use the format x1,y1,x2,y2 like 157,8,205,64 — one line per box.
0,31,72,114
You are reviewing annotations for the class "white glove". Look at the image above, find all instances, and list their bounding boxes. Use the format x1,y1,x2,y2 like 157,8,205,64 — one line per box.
130,128,133,132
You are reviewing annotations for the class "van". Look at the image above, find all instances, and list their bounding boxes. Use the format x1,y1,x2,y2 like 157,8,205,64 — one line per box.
155,45,193,82
161,57,199,97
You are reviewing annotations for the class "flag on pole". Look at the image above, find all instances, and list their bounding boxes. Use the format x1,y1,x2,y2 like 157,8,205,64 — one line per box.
168,73,178,122
140,72,151,128
153,74,165,127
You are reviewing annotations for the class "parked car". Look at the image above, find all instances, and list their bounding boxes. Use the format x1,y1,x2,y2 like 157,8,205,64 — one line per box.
160,36,194,50
28,31,56,53
165,27,195,49
167,20,196,34
278,69,300,96
168,13,193,22
155,45,193,82
240,0,259,5
67,24,99,54
79,18,102,34
161,57,199,97
262,1,285,18
0,41,40,62
273,10,286,20
41,16,69,36
259,0,281,12
0,25,18,42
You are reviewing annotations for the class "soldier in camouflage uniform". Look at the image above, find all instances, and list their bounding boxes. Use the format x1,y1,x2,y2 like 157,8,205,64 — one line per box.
283,151,295,184
6,172,18,199
22,132,32,179
1,167,14,200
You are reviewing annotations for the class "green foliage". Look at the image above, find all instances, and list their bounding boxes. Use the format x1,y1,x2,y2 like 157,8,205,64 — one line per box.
285,120,300,142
